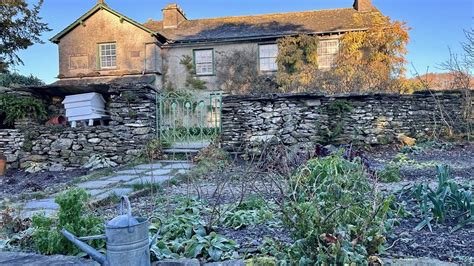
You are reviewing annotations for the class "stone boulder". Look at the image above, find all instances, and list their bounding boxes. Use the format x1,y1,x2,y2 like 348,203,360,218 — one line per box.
51,138,73,150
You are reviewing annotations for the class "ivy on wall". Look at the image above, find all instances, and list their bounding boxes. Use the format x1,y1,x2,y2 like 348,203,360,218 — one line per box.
318,99,353,144
180,55,207,90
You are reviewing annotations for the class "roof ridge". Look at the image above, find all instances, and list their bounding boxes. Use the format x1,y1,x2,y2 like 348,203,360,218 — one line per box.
145,7,355,24
51,3,162,43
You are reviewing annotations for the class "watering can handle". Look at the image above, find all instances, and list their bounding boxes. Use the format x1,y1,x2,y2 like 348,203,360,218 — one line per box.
120,196,133,229
149,216,162,248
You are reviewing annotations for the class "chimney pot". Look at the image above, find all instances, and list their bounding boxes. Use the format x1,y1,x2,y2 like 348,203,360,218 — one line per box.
162,3,187,29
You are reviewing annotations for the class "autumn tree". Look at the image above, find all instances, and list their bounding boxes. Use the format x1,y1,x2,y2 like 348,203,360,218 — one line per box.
216,49,277,95
398,77,424,94
276,13,409,93
0,0,50,72
276,35,319,92
333,13,409,93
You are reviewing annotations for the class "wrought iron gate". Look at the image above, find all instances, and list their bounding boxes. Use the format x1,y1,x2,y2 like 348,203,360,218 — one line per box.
157,91,222,144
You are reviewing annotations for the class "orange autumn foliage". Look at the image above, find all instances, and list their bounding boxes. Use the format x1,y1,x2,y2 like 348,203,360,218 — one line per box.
334,13,410,93
276,12,410,94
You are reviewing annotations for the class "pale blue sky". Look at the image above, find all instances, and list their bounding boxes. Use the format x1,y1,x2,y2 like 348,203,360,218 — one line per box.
13,0,474,83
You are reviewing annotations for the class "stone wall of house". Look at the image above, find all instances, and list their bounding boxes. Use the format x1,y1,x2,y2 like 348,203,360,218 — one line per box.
162,42,255,91
57,8,160,79
162,37,339,91
221,90,472,151
0,84,157,169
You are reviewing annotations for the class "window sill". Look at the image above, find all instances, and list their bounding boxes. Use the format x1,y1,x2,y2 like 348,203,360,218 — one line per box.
318,67,332,71
259,70,277,75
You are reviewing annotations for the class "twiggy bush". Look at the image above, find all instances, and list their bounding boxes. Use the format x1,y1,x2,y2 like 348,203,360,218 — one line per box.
283,153,394,264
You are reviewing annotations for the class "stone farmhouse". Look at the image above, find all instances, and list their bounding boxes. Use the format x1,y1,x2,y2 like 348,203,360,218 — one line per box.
2,0,471,172
50,0,379,91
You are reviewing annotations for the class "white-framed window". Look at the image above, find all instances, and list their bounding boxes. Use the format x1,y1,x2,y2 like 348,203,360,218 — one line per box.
99,43,117,69
317,40,339,69
194,49,214,75
259,44,278,72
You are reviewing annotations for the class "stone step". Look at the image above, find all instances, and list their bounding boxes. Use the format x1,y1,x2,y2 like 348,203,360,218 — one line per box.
162,162,194,170
157,160,190,164
170,141,210,149
164,148,200,154
125,175,172,185
23,198,59,210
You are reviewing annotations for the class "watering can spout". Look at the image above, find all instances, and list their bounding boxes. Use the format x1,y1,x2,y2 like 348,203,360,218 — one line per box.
61,229,107,265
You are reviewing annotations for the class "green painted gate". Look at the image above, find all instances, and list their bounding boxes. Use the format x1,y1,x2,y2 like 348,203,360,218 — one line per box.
157,91,222,144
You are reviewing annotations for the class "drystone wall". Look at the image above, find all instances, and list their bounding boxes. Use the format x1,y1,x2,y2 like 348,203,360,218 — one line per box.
18,125,153,170
107,85,157,128
0,84,157,169
221,90,472,151
0,130,24,168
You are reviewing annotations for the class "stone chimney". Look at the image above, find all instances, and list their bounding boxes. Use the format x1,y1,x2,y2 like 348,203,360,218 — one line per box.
353,0,373,12
162,3,187,29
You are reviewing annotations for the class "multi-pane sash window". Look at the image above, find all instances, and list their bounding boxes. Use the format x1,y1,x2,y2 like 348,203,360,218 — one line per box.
259,44,278,72
99,43,117,69
194,49,214,75
317,40,339,69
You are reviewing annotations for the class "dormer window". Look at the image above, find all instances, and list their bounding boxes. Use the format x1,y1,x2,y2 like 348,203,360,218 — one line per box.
99,43,117,69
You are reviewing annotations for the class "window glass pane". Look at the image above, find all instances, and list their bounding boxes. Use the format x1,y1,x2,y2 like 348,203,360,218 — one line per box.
260,58,277,71
260,44,278,58
195,49,214,75
99,43,117,69
317,40,339,69
259,44,278,71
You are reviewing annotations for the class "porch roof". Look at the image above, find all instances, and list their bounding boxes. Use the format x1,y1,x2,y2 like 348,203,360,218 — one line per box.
23,75,157,96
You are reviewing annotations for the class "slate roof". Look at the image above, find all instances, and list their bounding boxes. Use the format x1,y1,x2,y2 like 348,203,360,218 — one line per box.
144,8,377,43
29,75,157,96
49,75,156,87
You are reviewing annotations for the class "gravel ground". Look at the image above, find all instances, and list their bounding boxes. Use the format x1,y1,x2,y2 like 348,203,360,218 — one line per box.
384,194,474,263
370,142,473,263
0,251,97,266
0,169,88,198
368,142,473,180
10,142,470,263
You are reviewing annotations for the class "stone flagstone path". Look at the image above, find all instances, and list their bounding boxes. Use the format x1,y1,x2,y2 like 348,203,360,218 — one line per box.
20,160,194,218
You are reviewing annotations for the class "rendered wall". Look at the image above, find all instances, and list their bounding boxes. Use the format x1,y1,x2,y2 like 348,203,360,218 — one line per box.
58,9,160,78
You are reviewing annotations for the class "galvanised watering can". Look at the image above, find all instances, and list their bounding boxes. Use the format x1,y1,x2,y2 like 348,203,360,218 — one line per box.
62,196,158,266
